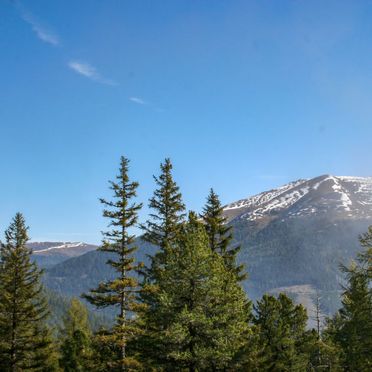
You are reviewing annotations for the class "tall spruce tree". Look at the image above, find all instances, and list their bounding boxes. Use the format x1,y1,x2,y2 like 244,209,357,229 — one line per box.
0,213,55,371
201,188,246,280
83,156,143,371
325,228,372,371
59,298,93,372
141,158,185,271
137,159,186,368
253,293,309,371
139,212,250,370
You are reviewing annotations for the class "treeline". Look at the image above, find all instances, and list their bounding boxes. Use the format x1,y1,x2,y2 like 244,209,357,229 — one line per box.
0,157,371,371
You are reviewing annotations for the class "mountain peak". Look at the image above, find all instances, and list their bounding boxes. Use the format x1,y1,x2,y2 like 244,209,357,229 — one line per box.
224,175,372,222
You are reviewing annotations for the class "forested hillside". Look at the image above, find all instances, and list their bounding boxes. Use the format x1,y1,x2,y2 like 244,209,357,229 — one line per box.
1,158,371,371
41,175,372,316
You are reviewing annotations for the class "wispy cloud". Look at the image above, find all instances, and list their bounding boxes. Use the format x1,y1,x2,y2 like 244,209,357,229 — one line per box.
21,13,59,45
68,61,117,86
129,96,165,112
129,97,146,105
12,1,59,45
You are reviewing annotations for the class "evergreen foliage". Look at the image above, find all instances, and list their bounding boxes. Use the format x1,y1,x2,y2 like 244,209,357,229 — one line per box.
305,329,341,371
201,188,246,280
325,228,372,371
89,328,121,371
303,294,341,371
2,161,372,372
83,156,143,371
137,158,188,368
59,298,93,371
139,212,250,370
0,213,56,371
253,293,309,371
141,158,186,271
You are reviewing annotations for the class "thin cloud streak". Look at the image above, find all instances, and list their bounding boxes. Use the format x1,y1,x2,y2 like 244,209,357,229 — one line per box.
68,61,117,86
21,13,59,45
12,0,59,45
129,96,164,112
129,97,146,105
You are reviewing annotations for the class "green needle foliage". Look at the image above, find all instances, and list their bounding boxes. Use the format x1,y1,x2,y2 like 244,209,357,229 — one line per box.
141,158,186,272
83,156,143,371
325,227,372,371
0,213,56,371
253,293,309,371
139,212,250,371
201,188,246,280
305,329,341,371
59,298,93,372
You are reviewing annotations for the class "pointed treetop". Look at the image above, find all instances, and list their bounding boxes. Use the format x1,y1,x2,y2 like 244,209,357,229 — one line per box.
4,212,29,248
142,157,186,249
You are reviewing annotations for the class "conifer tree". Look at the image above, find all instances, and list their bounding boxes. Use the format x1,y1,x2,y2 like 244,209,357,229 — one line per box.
83,156,143,371
305,328,341,371
32,326,60,372
0,213,55,371
59,298,93,372
304,294,341,371
90,328,122,372
201,188,246,280
141,158,185,270
253,293,309,371
139,212,250,370
325,229,372,371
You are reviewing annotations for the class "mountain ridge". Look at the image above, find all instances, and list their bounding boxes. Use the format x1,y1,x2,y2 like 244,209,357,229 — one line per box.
224,174,372,223
30,241,97,268
38,174,372,317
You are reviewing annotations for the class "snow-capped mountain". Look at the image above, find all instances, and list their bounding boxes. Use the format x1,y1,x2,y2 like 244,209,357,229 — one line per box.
221,175,372,315
41,175,372,318
224,175,372,222
30,241,97,267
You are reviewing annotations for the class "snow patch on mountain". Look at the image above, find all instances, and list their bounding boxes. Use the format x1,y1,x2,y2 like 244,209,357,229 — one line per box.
224,175,372,221
224,179,307,211
34,242,85,253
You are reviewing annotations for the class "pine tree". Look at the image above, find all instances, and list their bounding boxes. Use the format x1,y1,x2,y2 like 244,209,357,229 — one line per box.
201,188,246,280
139,212,250,370
59,298,93,371
32,326,60,372
325,229,372,371
305,294,341,371
83,156,143,371
0,213,55,371
358,226,372,280
90,327,122,372
141,158,186,271
253,293,309,371
305,328,341,371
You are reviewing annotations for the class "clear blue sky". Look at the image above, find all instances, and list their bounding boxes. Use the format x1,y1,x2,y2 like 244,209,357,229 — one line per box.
1,0,372,243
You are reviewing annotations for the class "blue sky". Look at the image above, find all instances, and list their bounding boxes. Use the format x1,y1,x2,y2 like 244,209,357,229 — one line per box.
1,0,372,243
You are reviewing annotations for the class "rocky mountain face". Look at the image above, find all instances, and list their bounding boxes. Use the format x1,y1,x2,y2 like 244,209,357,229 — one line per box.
30,242,97,267
226,175,372,315
40,175,372,318
224,175,372,223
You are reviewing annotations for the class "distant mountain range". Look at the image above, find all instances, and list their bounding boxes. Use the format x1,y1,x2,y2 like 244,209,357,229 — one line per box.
34,175,372,319
30,242,97,267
